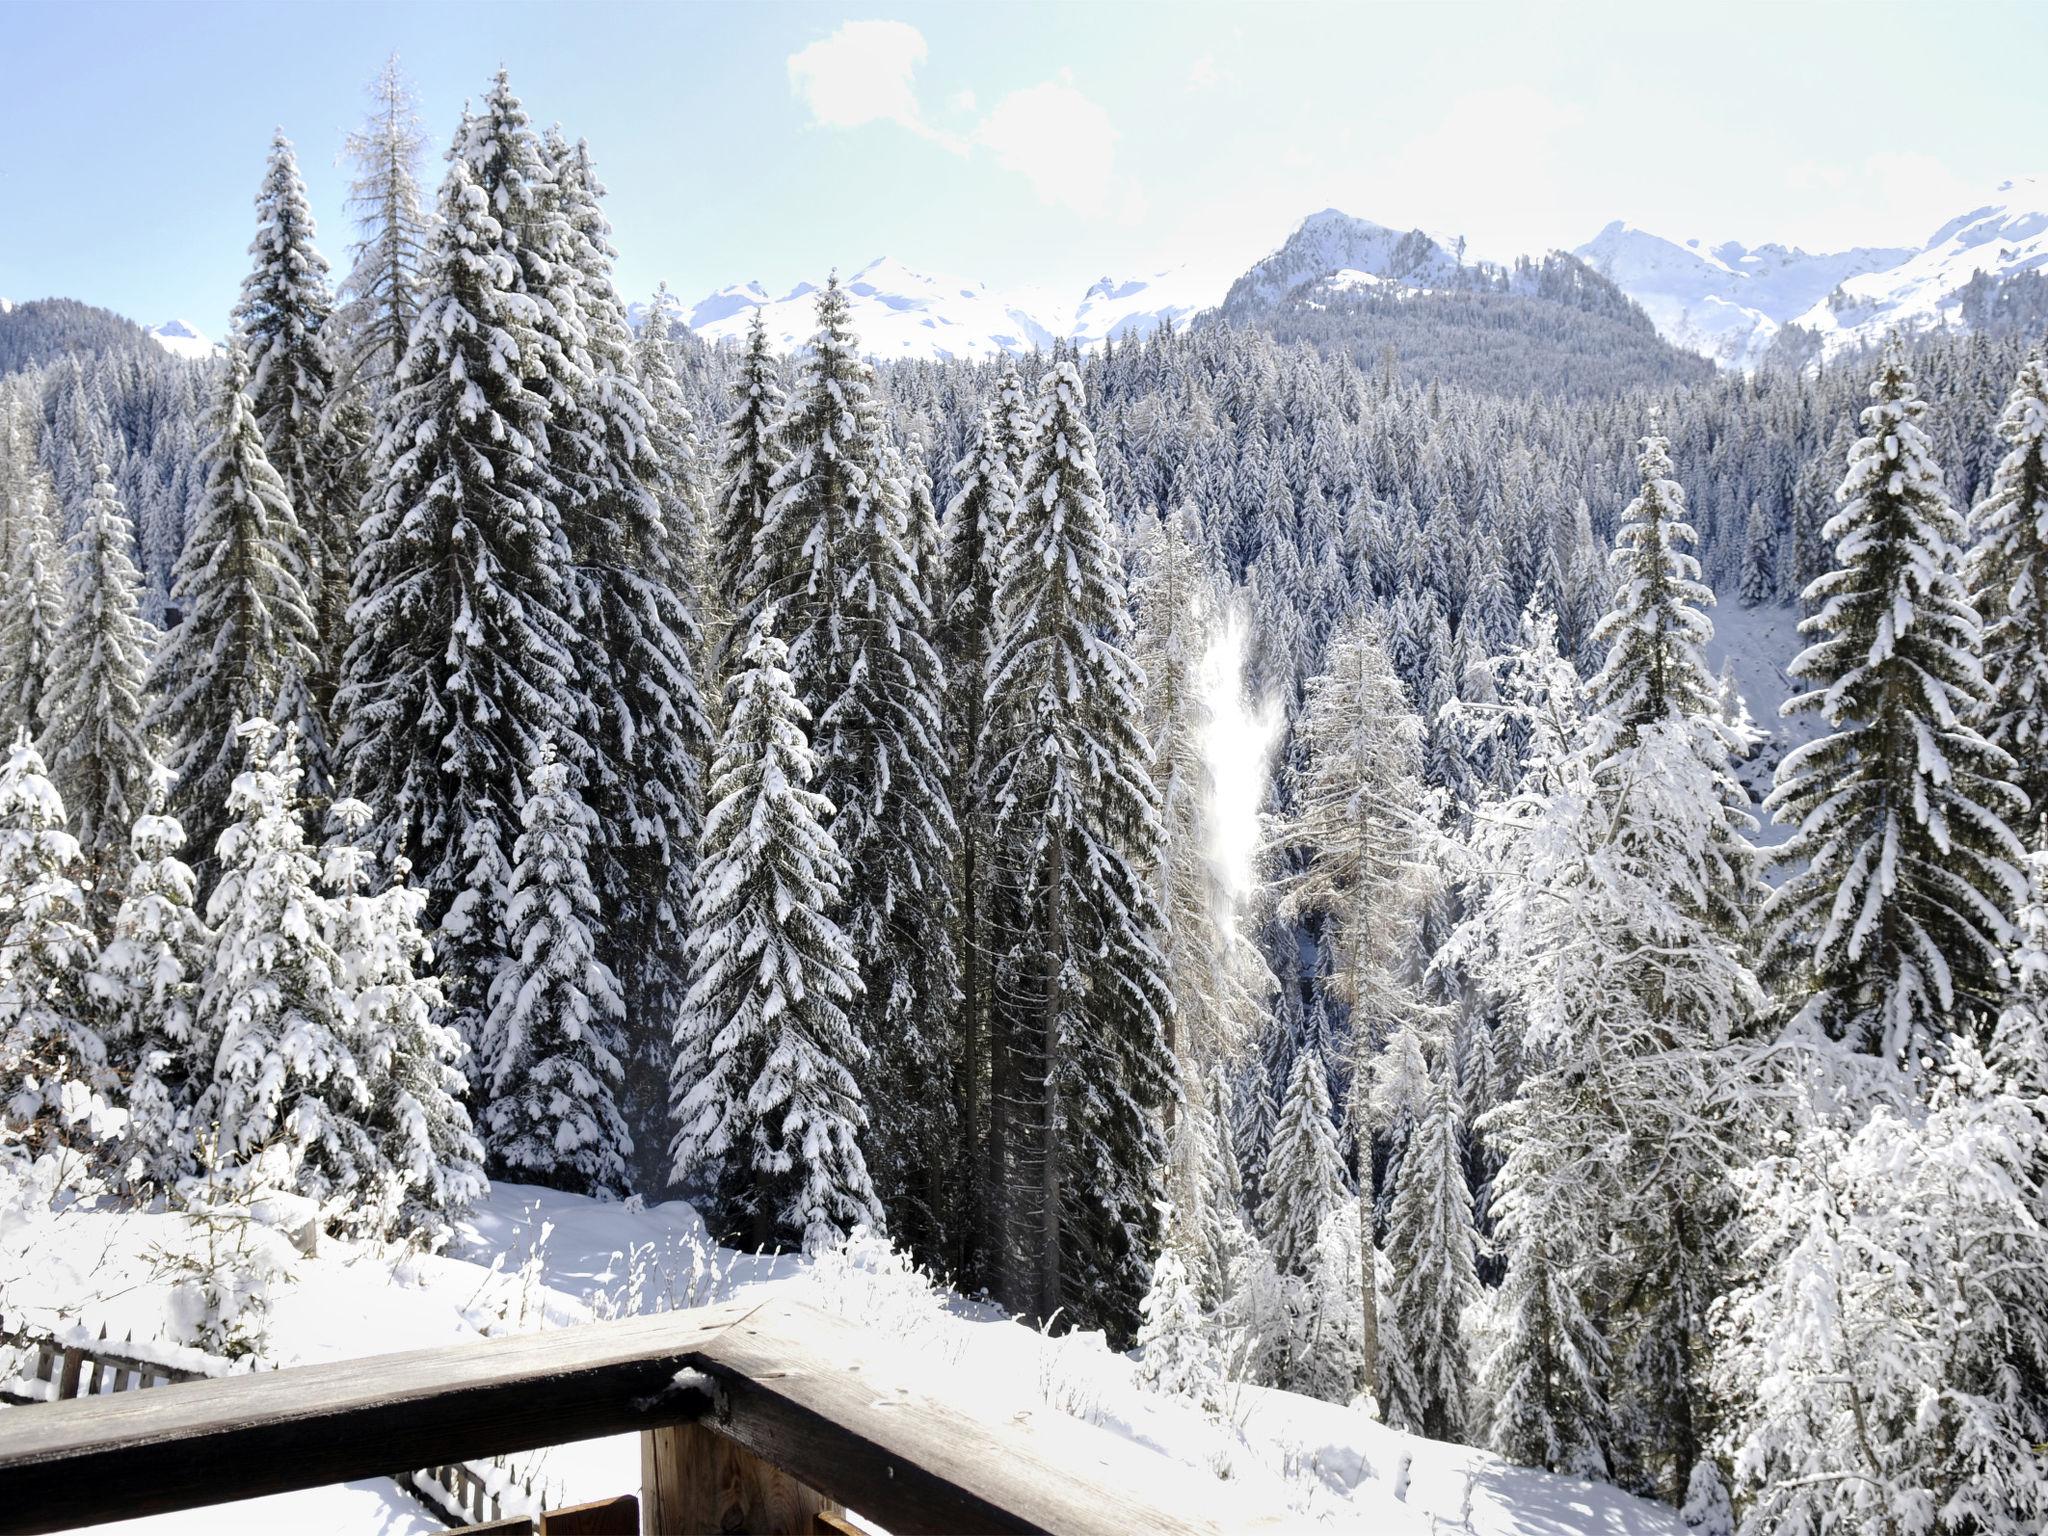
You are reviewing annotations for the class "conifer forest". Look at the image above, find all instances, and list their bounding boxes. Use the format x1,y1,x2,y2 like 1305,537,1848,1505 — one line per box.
4,25,2048,1536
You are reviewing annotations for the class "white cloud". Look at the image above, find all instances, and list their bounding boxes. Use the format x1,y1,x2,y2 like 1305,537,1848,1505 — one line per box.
786,24,1135,220
1187,53,1228,92
786,20,961,148
974,78,1125,218
1778,152,1981,249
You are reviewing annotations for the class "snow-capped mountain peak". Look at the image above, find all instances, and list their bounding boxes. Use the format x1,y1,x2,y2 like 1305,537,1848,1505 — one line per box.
1576,175,2048,369
679,255,1218,360
1223,209,1467,313
148,318,221,359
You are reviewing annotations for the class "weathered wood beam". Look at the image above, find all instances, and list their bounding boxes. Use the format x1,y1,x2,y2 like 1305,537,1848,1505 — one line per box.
0,1301,759,1535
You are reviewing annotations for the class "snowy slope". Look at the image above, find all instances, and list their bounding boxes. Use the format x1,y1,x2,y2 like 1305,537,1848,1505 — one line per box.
1573,223,1908,370
680,256,1220,360
1577,174,2048,369
1788,173,2048,359
7,1183,1685,1535
146,319,221,360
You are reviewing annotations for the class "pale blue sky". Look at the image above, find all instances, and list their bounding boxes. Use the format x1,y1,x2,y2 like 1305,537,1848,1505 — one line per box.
3,0,2044,334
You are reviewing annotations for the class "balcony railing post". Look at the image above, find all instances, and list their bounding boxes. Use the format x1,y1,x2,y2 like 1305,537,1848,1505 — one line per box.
640,1421,840,1535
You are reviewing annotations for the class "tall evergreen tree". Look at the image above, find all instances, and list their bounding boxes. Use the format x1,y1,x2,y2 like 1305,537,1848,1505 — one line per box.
0,742,108,1164
755,279,957,1252
340,121,581,1057
478,744,629,1199
1764,345,2028,1070
983,358,1173,1337
194,723,374,1201
711,310,787,665
150,344,319,892
42,465,157,932
548,135,710,1183
93,784,205,1191
939,404,1015,1273
1258,1047,1349,1279
323,797,482,1239
669,622,878,1251
235,130,349,793
336,54,433,405
1280,603,1435,1392
1967,350,2048,838
0,463,65,747
1379,1057,1479,1442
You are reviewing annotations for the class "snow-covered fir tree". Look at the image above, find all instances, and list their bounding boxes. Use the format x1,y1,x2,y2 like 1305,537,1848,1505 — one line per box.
150,343,319,892
749,277,957,1251
340,119,581,1058
983,357,1174,1339
710,309,788,664
938,403,1014,1272
477,743,628,1200
1379,1053,1479,1441
1737,502,1775,608
41,464,157,931
1967,349,2048,837
1763,344,2028,1070
1713,1043,2048,1536
1679,1462,1734,1536
1257,1048,1349,1279
323,797,482,1240
669,621,878,1251
547,134,709,1183
234,129,349,791
1134,1239,1227,1412
92,781,205,1192
1293,1203,1370,1405
336,54,432,404
0,462,65,747
0,741,109,1164
194,723,373,1204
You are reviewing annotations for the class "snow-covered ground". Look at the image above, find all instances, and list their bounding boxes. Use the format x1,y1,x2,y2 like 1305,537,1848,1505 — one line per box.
3,1181,1684,1534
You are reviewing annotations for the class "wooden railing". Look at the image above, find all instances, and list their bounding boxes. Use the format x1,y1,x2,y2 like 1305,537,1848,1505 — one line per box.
0,1296,1281,1535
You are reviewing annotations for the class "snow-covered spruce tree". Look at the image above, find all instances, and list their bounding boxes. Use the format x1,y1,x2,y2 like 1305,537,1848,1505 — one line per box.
336,54,433,404
669,621,877,1252
1134,1237,1227,1412
758,278,957,1254
547,136,710,1184
1737,502,1775,609
1589,430,1720,729
41,465,157,932
1586,427,1761,936
234,129,349,793
1763,344,2028,1068
92,782,206,1191
1447,603,1763,1493
1379,1055,1479,1441
339,133,579,1059
1679,1462,1734,1536
710,309,788,666
1967,350,2048,836
983,357,1174,1339
1294,1202,1370,1406
1480,1098,1613,1478
1257,1048,1348,1279
194,722,374,1203
1279,602,1434,1392
993,360,1037,486
323,798,482,1240
0,741,110,1164
636,282,722,680
0,465,65,746
150,343,319,894
476,743,628,1199
939,404,1015,1271
1713,1046,2048,1536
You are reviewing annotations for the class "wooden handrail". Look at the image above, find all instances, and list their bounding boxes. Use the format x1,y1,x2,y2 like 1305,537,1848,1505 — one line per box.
0,1297,1281,1536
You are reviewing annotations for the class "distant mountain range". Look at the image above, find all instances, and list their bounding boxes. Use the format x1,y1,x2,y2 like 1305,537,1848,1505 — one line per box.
1572,174,2048,369
111,173,2048,373
669,174,2048,372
